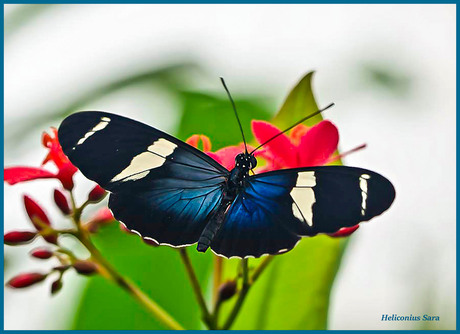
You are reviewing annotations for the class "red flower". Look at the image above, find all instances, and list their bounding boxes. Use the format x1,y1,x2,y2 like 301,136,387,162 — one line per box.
252,120,339,171
186,134,255,170
4,128,77,190
7,272,47,288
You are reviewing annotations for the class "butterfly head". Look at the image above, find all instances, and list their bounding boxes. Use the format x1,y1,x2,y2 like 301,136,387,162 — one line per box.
235,153,257,171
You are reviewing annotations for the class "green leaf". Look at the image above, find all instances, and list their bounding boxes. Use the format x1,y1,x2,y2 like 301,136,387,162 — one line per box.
72,224,213,330
176,91,272,149
271,71,324,129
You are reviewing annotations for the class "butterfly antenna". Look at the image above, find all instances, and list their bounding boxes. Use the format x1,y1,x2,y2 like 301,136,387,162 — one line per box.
250,103,335,155
220,77,248,154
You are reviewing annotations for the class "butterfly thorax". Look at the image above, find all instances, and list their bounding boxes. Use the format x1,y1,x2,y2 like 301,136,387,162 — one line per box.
226,153,257,197
196,153,257,252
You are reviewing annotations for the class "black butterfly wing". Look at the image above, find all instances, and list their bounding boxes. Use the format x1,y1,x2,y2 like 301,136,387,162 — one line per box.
58,111,228,246
211,166,395,258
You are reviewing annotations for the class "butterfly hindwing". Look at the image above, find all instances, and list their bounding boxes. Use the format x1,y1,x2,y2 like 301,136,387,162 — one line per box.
210,166,395,258
58,111,228,246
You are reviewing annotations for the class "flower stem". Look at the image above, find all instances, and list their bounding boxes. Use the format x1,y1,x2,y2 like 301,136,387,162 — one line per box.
178,248,213,328
212,255,223,306
251,255,274,283
222,258,250,330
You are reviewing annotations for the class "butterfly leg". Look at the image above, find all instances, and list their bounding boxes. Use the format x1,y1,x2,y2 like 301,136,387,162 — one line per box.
197,198,232,253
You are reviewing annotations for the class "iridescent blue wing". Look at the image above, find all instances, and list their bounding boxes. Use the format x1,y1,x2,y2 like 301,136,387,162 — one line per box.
211,166,395,258
58,111,228,246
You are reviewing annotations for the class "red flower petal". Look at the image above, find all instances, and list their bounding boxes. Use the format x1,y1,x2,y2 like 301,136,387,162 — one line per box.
56,165,76,191
290,124,309,145
4,167,56,185
298,120,339,167
251,120,297,167
186,135,200,148
7,272,47,288
329,224,360,238
208,145,246,170
186,135,211,152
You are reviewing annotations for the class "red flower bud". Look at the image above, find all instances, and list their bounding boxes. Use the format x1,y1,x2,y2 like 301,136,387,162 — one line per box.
7,272,47,288
53,265,70,272
218,280,237,302
86,208,114,233
4,231,37,245
24,195,50,228
329,224,360,238
73,260,98,275
88,185,106,202
30,248,54,259
23,195,57,244
51,279,63,295
53,189,71,215
143,237,159,247
56,166,75,191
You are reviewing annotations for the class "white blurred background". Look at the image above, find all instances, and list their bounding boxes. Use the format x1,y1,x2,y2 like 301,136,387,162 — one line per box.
4,4,456,330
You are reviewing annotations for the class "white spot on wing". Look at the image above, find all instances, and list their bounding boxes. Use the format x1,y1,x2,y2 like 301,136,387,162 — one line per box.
147,138,177,157
111,138,177,182
290,172,316,226
359,174,370,215
76,117,110,146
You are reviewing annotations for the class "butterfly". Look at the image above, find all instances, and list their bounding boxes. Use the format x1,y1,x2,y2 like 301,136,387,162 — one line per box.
58,83,395,259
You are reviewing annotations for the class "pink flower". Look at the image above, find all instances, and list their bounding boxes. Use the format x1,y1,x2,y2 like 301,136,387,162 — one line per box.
186,134,254,171
251,120,339,171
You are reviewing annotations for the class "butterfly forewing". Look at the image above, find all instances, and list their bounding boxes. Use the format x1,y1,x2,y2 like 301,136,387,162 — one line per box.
58,111,228,246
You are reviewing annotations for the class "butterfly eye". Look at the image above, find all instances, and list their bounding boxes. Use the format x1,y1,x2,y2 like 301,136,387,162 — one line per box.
235,153,245,165
249,155,257,169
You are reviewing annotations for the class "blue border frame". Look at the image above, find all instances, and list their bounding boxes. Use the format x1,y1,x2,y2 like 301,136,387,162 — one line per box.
2,2,457,332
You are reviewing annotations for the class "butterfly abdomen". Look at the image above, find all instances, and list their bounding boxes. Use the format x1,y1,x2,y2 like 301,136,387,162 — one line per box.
197,198,233,252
